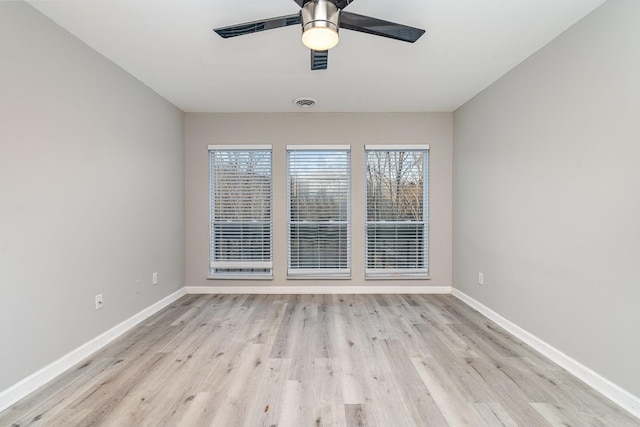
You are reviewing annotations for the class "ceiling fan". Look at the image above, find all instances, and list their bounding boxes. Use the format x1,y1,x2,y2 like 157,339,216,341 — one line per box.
213,0,425,70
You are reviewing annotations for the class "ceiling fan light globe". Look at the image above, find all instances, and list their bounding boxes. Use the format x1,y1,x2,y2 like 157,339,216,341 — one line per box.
302,27,339,50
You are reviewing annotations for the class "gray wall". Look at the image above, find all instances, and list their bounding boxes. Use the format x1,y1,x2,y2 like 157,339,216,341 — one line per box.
453,0,640,396
185,113,452,288
0,2,185,391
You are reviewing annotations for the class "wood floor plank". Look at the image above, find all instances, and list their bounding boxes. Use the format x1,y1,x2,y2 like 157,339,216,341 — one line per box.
377,294,425,327
278,379,306,427
379,339,448,426
72,353,169,426
464,356,550,426
418,297,459,325
358,351,416,426
207,343,266,426
424,319,480,359
344,403,368,427
312,358,348,426
269,295,303,359
342,296,394,359
411,356,486,426
531,402,599,427
174,391,221,427
473,402,519,427
415,353,495,405
1,294,638,427
293,296,321,360
334,296,369,405
243,358,291,427
388,317,434,358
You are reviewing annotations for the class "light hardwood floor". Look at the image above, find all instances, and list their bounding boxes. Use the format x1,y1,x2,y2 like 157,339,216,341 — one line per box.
1,294,638,426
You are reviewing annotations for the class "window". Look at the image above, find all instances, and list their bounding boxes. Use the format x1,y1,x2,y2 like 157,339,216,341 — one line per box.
209,145,272,278
287,146,351,277
365,145,429,277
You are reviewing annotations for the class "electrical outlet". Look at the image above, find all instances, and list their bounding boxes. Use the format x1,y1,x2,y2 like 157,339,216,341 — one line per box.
152,272,158,285
478,272,484,286
95,294,103,310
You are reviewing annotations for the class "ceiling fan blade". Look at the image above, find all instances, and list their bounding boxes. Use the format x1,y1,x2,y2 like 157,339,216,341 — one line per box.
339,12,425,43
214,14,301,38
311,50,328,70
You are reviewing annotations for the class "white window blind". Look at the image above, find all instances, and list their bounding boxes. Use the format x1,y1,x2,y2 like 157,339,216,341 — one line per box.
365,146,429,277
287,146,351,277
209,146,272,278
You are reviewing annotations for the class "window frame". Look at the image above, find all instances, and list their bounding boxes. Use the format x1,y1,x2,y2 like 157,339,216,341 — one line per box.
208,145,273,280
286,145,351,278
364,145,430,279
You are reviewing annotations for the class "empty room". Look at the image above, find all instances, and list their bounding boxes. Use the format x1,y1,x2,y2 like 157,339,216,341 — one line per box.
1,0,638,425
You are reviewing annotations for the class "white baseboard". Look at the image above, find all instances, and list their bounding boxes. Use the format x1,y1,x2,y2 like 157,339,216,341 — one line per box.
451,288,640,420
185,285,452,295
0,287,187,413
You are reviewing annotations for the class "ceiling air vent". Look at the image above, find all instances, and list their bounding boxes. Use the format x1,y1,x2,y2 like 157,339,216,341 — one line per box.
293,97,317,108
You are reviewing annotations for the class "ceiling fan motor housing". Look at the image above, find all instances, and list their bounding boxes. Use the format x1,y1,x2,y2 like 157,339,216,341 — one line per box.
301,0,340,37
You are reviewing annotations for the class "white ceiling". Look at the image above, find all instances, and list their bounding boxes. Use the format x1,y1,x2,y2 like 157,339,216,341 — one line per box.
27,0,606,113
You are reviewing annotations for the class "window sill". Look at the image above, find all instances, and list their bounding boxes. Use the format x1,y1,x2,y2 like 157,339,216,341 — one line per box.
207,275,273,280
